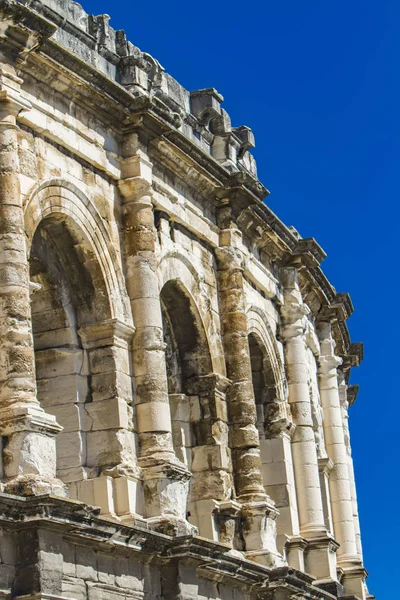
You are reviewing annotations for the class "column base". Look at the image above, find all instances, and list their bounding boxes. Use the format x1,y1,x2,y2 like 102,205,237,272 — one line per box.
285,535,308,571
75,474,145,524
241,500,286,567
341,566,368,600
246,549,286,568
142,460,191,522
147,515,197,537
188,498,220,542
3,474,66,497
304,534,339,581
0,405,67,497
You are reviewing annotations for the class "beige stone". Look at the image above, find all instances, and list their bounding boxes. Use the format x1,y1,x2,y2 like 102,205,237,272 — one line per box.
0,2,372,598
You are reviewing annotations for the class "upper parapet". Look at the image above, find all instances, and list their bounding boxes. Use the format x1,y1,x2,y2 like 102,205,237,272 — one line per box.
12,0,258,177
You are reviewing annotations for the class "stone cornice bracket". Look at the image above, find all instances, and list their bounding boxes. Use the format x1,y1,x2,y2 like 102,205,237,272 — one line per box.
190,87,224,127
0,0,57,68
233,126,255,159
118,176,153,205
280,302,310,340
340,342,364,372
215,245,244,271
279,266,311,340
185,373,231,397
347,384,359,406
118,142,154,203
282,236,327,269
318,456,334,476
318,292,354,323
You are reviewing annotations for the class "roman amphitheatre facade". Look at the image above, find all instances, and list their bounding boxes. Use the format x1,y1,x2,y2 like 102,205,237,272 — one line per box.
0,1,373,598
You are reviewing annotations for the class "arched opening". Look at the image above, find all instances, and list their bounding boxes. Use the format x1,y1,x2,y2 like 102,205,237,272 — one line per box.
248,330,300,553
29,213,113,489
160,280,213,469
249,332,279,437
159,274,233,538
161,280,212,394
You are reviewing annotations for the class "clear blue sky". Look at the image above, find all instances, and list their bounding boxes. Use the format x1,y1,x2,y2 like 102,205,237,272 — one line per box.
83,1,396,596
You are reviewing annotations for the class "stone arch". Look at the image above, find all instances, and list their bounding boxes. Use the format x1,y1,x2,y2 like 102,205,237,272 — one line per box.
24,178,131,324
159,277,214,470
158,258,233,514
157,250,225,376
161,279,213,393
246,306,286,409
26,180,135,492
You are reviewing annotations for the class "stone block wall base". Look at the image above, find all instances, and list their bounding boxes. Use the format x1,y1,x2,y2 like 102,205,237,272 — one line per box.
188,498,220,541
246,549,286,568
75,475,144,521
15,595,69,600
147,515,198,536
3,474,67,498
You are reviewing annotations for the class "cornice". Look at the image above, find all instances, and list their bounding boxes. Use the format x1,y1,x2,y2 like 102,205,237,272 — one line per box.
0,493,333,598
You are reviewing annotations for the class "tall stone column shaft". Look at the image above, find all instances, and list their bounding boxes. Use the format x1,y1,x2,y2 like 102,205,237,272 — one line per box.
318,321,358,566
215,239,266,502
119,140,191,529
280,267,338,583
0,69,64,495
337,370,369,599
280,269,326,537
216,221,283,567
120,183,175,466
338,370,363,561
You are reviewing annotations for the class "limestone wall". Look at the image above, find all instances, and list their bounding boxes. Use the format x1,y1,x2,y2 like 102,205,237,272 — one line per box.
0,1,372,598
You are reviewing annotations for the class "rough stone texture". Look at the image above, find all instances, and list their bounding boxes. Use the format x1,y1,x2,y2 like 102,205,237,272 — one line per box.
0,1,373,598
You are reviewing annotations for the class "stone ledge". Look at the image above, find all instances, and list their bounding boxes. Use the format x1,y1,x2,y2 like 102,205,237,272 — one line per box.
0,493,336,598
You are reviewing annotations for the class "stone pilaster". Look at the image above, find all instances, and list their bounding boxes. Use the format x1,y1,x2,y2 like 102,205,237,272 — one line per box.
216,212,283,567
280,267,337,582
185,374,235,539
0,67,65,496
318,321,360,572
338,368,370,599
338,371,364,561
75,319,143,521
118,136,192,532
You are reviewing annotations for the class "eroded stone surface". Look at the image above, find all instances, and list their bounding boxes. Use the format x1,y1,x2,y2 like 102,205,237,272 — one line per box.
0,1,373,598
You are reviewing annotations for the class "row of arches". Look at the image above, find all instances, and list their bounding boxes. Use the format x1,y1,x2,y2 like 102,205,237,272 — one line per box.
25,179,291,525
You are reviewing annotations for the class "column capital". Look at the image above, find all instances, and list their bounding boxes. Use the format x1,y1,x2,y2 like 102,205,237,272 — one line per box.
118,177,153,204
318,456,334,475
0,69,31,118
215,245,244,271
319,354,343,375
318,321,343,374
78,319,135,349
280,301,310,340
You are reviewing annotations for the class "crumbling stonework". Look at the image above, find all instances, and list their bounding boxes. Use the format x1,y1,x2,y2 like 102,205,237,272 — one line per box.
0,1,373,598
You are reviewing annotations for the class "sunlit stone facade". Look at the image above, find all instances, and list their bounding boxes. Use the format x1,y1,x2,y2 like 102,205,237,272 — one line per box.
0,1,373,598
